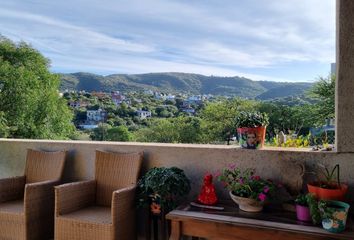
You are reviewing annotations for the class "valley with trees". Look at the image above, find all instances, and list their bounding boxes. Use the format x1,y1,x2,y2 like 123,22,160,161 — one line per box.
0,36,335,148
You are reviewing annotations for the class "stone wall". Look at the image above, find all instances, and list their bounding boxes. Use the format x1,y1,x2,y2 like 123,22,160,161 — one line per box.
0,139,353,206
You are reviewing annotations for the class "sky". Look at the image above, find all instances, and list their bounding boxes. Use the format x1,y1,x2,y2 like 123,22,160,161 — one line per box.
0,0,335,82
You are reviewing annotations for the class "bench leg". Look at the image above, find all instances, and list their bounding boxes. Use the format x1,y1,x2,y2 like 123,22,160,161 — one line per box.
169,220,181,240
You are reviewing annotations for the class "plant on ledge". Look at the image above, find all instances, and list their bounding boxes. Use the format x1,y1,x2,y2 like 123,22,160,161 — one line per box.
307,164,348,201
217,165,276,212
235,111,269,149
137,167,191,214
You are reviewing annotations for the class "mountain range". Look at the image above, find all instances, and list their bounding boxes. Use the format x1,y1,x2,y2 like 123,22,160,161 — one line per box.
60,72,313,100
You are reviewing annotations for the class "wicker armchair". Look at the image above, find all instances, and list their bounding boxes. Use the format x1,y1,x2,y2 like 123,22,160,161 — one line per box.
54,150,143,240
0,149,67,240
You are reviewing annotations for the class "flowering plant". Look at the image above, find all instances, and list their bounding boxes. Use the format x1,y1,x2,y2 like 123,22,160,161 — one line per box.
217,165,276,202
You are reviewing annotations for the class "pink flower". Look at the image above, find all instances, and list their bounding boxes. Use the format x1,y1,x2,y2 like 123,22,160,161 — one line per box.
222,181,229,187
258,193,267,202
214,170,221,178
263,186,270,193
228,163,236,170
252,175,260,181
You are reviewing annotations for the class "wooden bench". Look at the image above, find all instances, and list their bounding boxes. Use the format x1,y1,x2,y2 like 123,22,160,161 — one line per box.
166,202,354,240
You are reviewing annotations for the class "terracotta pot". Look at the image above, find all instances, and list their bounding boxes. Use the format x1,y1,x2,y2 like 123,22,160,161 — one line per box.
295,205,311,222
229,192,263,212
307,182,348,201
237,126,266,149
321,200,350,233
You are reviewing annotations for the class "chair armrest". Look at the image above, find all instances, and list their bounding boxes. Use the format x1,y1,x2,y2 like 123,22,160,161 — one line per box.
24,180,59,220
111,185,137,238
55,180,96,216
0,176,25,203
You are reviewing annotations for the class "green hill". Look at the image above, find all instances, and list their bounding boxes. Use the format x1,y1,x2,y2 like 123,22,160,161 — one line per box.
60,72,313,99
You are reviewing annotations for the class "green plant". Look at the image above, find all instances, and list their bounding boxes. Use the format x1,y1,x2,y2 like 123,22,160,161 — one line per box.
217,165,276,202
295,194,309,206
137,167,191,212
235,111,269,128
317,164,341,189
307,193,322,225
306,194,335,225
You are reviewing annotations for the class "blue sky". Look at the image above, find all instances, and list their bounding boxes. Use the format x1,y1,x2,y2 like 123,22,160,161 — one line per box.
0,0,335,82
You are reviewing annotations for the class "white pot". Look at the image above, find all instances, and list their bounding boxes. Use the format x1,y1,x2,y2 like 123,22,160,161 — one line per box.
229,191,263,212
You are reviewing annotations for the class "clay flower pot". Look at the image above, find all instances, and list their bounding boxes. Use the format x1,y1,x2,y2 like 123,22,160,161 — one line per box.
321,201,350,233
237,126,266,149
307,182,348,201
295,205,311,222
229,191,263,212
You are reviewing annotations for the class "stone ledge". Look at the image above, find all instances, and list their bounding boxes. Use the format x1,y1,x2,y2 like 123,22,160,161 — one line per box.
0,138,336,154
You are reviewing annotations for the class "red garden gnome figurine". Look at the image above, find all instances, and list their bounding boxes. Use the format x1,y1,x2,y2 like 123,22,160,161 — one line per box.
197,173,218,205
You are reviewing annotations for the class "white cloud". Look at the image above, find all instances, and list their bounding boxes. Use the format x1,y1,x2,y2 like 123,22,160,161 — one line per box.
0,0,335,81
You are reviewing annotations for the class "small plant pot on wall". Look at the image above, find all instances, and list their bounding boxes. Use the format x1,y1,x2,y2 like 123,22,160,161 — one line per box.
321,201,350,233
235,111,269,149
237,126,266,149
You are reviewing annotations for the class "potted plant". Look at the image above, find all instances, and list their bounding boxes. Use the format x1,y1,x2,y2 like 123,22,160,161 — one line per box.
319,200,350,233
235,111,269,149
307,194,350,233
137,167,191,214
217,165,276,212
307,164,348,200
294,194,311,222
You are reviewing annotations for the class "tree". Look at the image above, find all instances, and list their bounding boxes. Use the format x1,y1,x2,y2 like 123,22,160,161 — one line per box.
0,111,9,137
90,123,111,141
200,98,257,143
0,36,74,139
106,126,132,142
309,75,335,125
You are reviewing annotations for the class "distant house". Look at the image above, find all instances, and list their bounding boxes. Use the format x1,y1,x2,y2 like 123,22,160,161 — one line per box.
166,94,175,100
68,101,88,108
136,110,152,119
310,118,335,144
87,109,107,123
78,124,98,130
181,107,196,115
185,95,204,105
144,90,154,95
111,91,126,105
154,92,166,100
92,91,107,99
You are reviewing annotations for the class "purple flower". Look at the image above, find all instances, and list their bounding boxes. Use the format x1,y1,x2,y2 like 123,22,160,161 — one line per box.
258,193,267,202
263,186,270,193
238,177,244,184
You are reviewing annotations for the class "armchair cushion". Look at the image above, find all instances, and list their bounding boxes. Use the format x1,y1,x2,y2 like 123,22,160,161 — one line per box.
55,206,111,240
0,199,24,215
